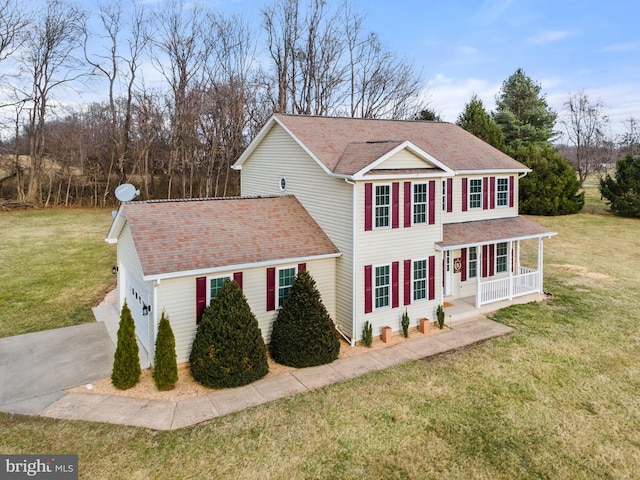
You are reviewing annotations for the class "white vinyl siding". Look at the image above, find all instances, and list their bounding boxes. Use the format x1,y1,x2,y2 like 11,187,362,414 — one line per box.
445,176,519,224
373,148,436,169
239,124,352,336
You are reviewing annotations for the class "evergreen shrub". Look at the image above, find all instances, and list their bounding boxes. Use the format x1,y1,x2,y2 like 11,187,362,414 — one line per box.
189,280,268,388
153,311,178,391
111,302,141,390
362,321,373,347
270,270,340,368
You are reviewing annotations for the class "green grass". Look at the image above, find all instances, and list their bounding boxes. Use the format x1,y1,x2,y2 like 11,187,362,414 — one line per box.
2,187,640,479
0,208,116,337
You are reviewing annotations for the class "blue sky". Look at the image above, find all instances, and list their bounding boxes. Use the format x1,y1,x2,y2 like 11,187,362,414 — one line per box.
213,0,639,136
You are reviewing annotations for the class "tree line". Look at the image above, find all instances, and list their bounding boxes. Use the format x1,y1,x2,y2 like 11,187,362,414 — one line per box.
0,0,424,206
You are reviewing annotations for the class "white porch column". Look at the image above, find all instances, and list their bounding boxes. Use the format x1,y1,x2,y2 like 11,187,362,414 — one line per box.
537,237,544,292
516,240,521,274
508,240,513,300
476,244,482,308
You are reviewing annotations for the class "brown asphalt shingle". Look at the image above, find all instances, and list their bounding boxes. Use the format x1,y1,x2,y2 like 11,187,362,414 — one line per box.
276,114,526,174
438,216,556,248
122,196,339,278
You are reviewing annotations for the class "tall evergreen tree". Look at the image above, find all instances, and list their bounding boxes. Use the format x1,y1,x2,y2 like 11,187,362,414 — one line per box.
153,312,178,391
270,270,340,368
493,68,557,152
516,144,584,215
111,302,141,390
599,153,640,217
190,280,268,389
456,95,505,151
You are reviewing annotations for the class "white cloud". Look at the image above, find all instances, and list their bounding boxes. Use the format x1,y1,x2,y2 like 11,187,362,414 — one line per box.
527,29,574,45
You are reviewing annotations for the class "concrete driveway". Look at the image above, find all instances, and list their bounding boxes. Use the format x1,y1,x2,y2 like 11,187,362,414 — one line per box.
0,322,115,414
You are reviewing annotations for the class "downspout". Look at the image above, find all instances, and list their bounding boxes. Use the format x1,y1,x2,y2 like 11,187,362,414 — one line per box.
345,177,357,346
152,279,160,366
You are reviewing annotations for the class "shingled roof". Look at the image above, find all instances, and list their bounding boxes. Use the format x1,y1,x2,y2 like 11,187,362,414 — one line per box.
113,196,340,279
267,114,527,174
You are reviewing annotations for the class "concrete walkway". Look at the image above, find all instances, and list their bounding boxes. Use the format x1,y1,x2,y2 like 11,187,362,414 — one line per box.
28,317,513,430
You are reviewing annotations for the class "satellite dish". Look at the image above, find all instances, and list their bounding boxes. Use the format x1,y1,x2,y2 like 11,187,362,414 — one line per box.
115,183,140,202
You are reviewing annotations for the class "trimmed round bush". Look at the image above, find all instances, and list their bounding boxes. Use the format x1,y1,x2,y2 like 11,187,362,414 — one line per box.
189,280,268,388
153,312,178,391
111,302,141,390
270,270,340,368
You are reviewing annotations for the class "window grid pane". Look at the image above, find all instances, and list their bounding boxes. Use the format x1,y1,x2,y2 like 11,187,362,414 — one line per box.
497,178,509,206
413,260,427,300
278,268,296,308
375,185,390,228
375,265,390,308
413,183,427,224
469,247,477,278
496,243,508,273
210,277,228,300
469,179,482,209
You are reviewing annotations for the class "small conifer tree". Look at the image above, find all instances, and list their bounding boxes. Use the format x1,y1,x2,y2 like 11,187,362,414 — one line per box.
190,280,268,388
153,312,178,391
111,302,141,390
270,270,340,368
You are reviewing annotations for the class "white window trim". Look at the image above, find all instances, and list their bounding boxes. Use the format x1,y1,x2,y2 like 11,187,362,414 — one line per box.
412,258,428,302
496,177,509,208
374,183,392,229
468,246,477,279
469,178,482,210
277,265,298,309
374,263,391,310
412,182,428,225
495,242,508,273
206,275,231,304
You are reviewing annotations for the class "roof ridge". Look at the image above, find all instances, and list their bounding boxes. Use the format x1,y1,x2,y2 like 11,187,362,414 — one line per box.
276,112,454,125
126,194,291,205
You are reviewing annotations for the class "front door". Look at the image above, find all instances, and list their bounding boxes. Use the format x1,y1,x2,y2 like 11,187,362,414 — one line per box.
443,251,452,297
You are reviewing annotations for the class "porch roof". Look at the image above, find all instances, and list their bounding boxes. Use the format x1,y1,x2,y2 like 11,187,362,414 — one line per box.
436,216,556,250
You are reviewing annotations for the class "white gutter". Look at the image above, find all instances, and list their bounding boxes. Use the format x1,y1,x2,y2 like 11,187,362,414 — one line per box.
345,177,357,346
435,232,557,251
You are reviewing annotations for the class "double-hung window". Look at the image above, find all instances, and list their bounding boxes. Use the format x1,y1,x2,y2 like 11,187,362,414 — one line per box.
278,267,296,308
375,265,390,309
469,179,482,209
375,185,390,228
413,183,428,224
209,276,230,303
496,242,508,273
496,178,509,207
413,259,427,301
468,247,477,278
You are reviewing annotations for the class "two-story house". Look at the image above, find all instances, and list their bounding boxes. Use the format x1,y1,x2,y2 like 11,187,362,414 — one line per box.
107,114,555,364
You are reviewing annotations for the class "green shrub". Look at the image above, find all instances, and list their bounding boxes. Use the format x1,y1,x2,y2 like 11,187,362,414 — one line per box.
401,309,410,338
436,305,445,329
361,321,373,347
111,302,141,390
190,280,268,388
270,270,340,368
152,312,178,391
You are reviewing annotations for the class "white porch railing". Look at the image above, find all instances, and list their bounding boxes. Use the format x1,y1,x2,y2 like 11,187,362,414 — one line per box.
478,268,541,306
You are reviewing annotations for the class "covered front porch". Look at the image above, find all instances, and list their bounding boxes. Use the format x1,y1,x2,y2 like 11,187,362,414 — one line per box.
443,292,547,325
437,216,556,309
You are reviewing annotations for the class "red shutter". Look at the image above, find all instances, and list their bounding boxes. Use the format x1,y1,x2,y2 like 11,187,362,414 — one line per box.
482,245,488,278
428,256,435,300
446,178,453,213
403,259,411,305
196,276,206,324
428,180,436,225
233,272,243,290
391,182,399,228
404,182,412,227
364,265,372,314
489,244,495,276
509,176,515,208
364,183,372,231
266,267,276,311
461,248,467,282
483,177,489,209
392,261,399,308
297,263,306,273
490,176,496,209
462,178,468,212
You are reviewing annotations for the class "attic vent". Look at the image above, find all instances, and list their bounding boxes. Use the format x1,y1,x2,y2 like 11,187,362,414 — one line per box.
365,140,392,144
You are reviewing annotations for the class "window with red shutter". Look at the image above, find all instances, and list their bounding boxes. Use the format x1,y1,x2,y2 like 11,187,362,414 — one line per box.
364,265,372,314
233,272,243,290
447,178,453,213
428,256,435,300
483,177,489,209
461,248,467,282
403,259,411,305
364,183,372,231
266,267,276,311
428,180,436,224
392,261,399,308
196,277,206,324
404,182,412,227
490,176,496,209
462,178,468,212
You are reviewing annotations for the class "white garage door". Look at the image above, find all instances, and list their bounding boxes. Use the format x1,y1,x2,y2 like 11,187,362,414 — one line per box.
125,273,151,352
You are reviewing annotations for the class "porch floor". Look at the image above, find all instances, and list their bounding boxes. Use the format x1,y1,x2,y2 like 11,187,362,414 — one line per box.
443,293,546,326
